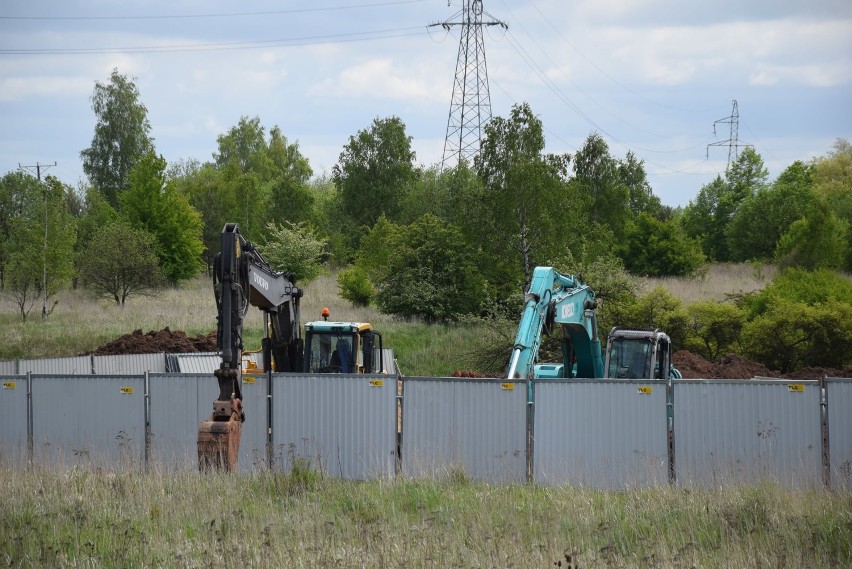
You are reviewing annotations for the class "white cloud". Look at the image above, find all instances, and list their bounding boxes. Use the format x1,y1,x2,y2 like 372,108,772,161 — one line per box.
0,75,91,102
313,58,443,102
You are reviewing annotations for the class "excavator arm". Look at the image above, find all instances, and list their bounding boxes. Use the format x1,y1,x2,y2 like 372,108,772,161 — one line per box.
507,266,604,380
198,223,303,472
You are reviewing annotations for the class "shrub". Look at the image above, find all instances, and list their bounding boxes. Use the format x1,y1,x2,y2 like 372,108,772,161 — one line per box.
741,298,852,372
618,286,690,350
684,301,746,360
337,266,375,307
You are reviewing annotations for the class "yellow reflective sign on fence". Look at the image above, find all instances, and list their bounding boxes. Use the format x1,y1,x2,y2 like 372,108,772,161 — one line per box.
788,384,805,393
637,386,653,395
370,379,384,388
501,383,515,391
120,386,134,394
2,382,15,390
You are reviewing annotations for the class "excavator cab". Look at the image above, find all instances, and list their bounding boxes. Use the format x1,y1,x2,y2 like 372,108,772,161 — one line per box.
303,310,384,374
604,328,678,380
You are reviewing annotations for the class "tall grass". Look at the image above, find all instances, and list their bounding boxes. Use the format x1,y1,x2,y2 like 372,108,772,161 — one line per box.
1,467,849,567
642,262,777,303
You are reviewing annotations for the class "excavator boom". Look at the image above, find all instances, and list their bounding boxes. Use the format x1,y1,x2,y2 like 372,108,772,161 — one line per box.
197,223,302,472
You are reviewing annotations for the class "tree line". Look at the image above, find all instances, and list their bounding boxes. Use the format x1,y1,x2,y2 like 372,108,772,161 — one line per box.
1,69,850,372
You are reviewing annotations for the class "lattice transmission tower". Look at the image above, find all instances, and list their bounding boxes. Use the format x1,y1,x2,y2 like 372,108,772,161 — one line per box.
430,0,506,170
706,99,752,171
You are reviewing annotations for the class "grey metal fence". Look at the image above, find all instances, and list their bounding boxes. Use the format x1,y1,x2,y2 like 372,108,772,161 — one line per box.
1,372,849,489
400,377,528,484
533,379,670,488
30,375,146,469
673,379,823,489
827,378,852,490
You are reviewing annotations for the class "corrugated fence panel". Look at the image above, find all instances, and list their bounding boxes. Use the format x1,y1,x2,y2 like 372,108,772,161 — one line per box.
31,375,145,469
827,378,852,490
0,361,16,374
93,353,166,374
19,356,92,374
168,352,220,373
401,378,527,484
148,373,270,472
533,380,669,488
273,373,396,480
674,380,822,488
148,374,204,471
0,375,28,466
236,372,271,472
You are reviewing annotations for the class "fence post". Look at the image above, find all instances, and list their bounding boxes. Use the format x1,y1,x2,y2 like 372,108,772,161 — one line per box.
144,371,151,470
820,375,830,489
526,379,534,484
667,377,676,485
26,371,33,470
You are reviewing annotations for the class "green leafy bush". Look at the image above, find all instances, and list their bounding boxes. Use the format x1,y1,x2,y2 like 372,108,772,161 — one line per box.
740,267,852,319
337,266,375,307
684,301,746,360
741,298,852,372
618,286,690,349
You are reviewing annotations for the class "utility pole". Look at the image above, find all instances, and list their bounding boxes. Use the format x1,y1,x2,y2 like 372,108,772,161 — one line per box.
18,161,56,320
430,0,507,170
706,100,752,171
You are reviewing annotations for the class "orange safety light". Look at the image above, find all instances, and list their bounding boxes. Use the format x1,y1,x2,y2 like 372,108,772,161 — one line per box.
321,307,330,321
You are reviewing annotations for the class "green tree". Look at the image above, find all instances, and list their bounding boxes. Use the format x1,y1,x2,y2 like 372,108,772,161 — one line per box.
260,221,327,284
571,132,630,235
172,162,231,272
80,68,154,208
120,152,204,283
267,126,314,226
682,148,768,261
811,138,852,270
775,200,848,271
620,287,690,350
332,116,416,251
618,213,705,277
77,221,164,305
726,161,816,262
376,214,483,321
0,171,41,287
620,151,663,217
475,102,574,294
4,176,76,321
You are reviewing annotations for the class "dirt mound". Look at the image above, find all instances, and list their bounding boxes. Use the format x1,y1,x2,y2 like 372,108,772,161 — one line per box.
673,350,851,380
87,328,217,356
452,370,502,378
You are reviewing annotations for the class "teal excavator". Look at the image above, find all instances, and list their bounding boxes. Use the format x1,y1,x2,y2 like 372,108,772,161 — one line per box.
507,266,681,381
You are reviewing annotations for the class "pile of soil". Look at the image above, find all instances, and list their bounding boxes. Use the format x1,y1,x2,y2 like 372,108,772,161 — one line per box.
673,350,852,380
87,327,217,356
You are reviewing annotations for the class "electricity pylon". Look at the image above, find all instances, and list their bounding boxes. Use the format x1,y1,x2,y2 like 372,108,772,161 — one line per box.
706,100,752,171
430,0,506,170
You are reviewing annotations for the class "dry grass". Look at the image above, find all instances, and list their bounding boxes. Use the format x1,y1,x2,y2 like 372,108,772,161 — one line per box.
642,262,778,303
1,467,849,568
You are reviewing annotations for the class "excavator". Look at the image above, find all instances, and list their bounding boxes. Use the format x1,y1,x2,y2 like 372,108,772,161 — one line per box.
197,224,388,471
197,223,303,472
507,266,681,381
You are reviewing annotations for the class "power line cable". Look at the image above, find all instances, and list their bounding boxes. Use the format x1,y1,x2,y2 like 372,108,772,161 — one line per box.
0,0,429,21
0,27,428,55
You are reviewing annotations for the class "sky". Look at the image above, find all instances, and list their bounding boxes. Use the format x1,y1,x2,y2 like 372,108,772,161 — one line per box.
1,0,851,207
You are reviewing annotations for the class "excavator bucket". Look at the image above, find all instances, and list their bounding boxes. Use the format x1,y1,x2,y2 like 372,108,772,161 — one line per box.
197,399,243,472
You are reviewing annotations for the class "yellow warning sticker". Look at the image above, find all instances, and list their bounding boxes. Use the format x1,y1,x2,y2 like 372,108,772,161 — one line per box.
788,384,805,393
637,386,653,395
243,376,256,384
2,382,15,390
369,379,384,387
501,383,515,391
120,386,134,394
